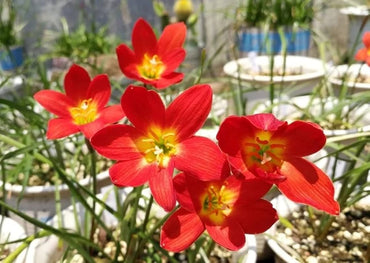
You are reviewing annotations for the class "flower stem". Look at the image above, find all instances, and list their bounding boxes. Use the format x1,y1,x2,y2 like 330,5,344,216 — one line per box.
85,138,97,254
3,230,50,263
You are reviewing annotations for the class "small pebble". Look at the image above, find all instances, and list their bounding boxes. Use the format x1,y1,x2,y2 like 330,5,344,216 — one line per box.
327,235,334,241
343,230,352,239
306,256,318,263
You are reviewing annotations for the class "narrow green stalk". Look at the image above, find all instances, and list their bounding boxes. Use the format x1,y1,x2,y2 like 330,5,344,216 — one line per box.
0,134,51,165
268,53,275,111
134,195,154,259
85,138,97,254
205,239,216,258
3,230,50,263
124,185,144,262
54,178,64,251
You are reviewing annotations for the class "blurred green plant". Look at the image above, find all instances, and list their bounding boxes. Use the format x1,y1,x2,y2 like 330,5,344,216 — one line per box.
49,18,118,64
240,0,314,28
0,0,20,49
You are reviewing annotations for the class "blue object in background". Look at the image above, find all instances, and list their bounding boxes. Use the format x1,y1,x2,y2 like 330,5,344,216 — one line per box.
0,46,24,71
285,29,311,53
239,28,310,55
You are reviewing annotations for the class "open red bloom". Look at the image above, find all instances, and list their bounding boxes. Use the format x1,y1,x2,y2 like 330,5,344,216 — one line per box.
217,113,340,215
34,64,124,139
355,31,370,65
160,172,277,252
91,85,227,211
116,18,186,89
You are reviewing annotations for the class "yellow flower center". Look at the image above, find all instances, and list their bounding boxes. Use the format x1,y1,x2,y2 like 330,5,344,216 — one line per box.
242,131,285,173
200,184,238,225
69,98,98,125
136,127,177,168
137,54,165,80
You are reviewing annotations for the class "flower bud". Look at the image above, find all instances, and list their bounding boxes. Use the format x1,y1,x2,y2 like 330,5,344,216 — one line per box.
173,0,193,23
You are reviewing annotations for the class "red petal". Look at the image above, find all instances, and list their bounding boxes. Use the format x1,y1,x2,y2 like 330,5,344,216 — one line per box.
109,160,154,187
97,105,125,125
273,120,326,157
205,219,245,251
237,177,273,202
173,173,196,212
166,85,212,141
79,121,103,139
132,18,157,58
228,155,257,180
161,208,204,252
150,72,184,89
355,48,367,62
88,74,111,110
174,136,228,181
277,158,340,215
64,64,91,103
235,200,278,234
363,31,370,47
91,124,142,160
116,44,139,76
34,90,74,118
121,86,165,133
149,162,176,211
46,118,80,139
157,22,186,55
245,113,286,131
161,48,186,74
79,106,124,139
217,116,252,156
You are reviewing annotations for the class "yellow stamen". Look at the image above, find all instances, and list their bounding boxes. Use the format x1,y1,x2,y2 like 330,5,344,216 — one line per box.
137,54,165,80
69,98,98,125
201,183,236,225
136,129,177,168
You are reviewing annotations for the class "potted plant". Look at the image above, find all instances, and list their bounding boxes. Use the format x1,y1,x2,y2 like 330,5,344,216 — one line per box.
223,54,326,115
0,0,24,71
266,131,370,262
0,17,342,263
340,0,370,54
329,31,370,93
236,0,314,56
44,17,121,81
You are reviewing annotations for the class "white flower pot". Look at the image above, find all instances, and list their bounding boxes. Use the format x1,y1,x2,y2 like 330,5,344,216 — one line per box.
266,193,370,263
340,6,370,53
328,63,370,93
223,55,325,88
1,171,111,235
0,215,28,263
223,55,326,113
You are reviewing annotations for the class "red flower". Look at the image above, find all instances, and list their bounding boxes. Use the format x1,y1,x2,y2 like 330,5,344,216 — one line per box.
160,172,278,252
216,113,340,215
34,64,124,139
91,85,227,211
116,18,186,89
355,31,370,65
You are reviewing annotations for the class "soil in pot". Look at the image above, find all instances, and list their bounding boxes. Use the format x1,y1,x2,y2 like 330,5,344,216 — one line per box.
274,203,370,262
244,65,303,77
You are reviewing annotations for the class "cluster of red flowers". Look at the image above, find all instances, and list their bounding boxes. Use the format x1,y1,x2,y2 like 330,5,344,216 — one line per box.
34,18,339,252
